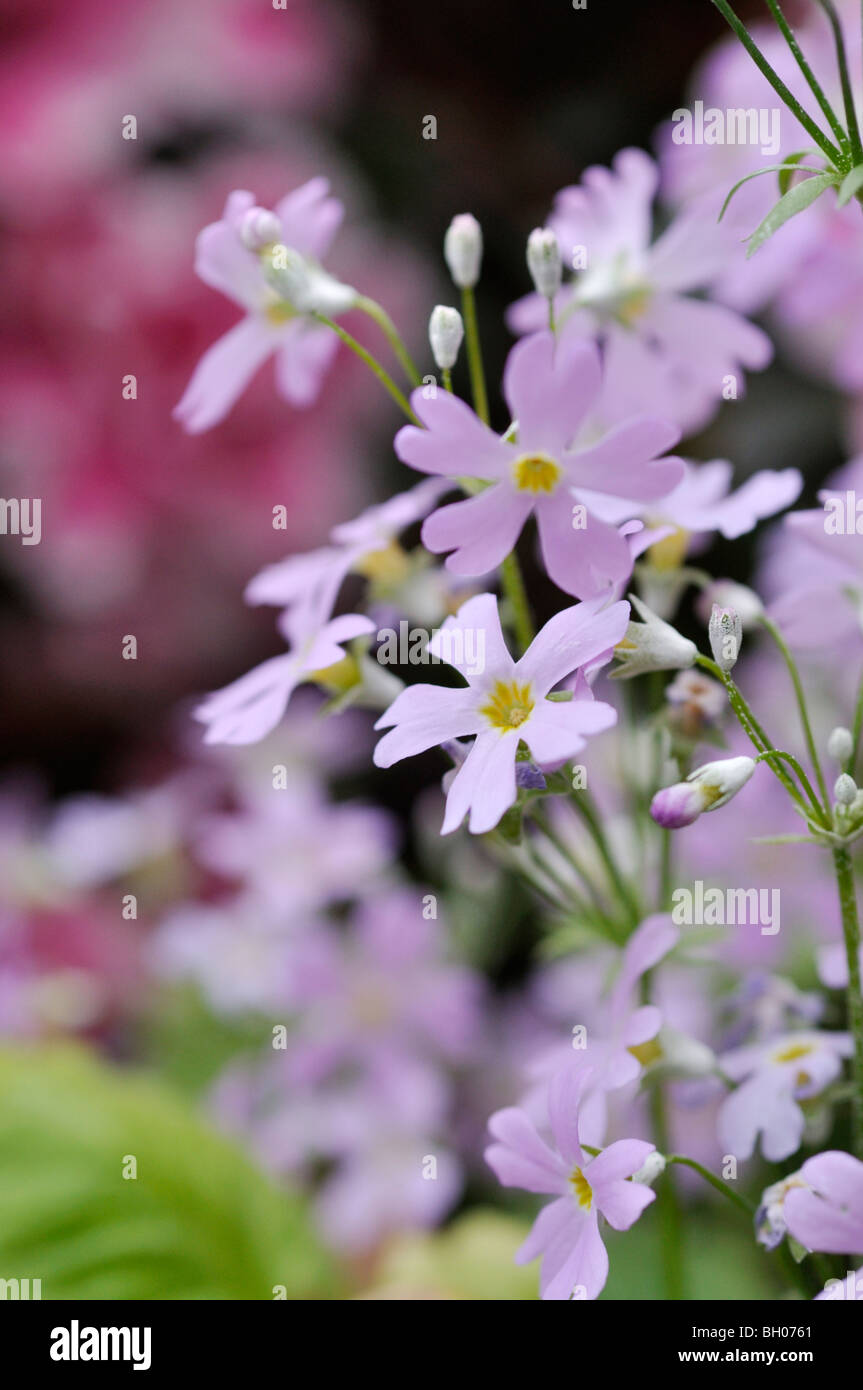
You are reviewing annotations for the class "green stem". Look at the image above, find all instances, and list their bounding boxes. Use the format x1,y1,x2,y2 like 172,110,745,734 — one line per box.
710,0,846,167
570,789,641,926
532,806,621,937
442,367,453,394
666,1154,753,1216
765,0,852,158
651,1090,686,1299
815,0,863,164
760,615,831,810
500,552,534,653
832,846,863,1159
313,314,418,423
354,295,422,386
460,285,490,425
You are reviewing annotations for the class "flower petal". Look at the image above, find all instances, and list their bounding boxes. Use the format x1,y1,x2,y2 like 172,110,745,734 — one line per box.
174,317,277,434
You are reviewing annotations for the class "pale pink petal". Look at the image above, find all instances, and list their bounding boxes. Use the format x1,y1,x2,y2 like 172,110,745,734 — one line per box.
515,1197,576,1264
542,1211,608,1301
567,420,683,499
428,592,513,680
502,332,601,454
515,595,630,692
174,317,278,433
525,698,616,765
194,654,300,745
194,213,265,312
274,321,340,407
373,686,479,767
301,615,375,672
547,1064,588,1165
486,1107,566,1193
395,392,512,481
274,177,344,260
441,728,519,835
536,495,634,598
422,485,533,576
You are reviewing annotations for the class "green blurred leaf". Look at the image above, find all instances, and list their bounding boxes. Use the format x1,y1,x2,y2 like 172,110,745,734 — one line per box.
361,1210,538,1300
0,1044,337,1300
745,173,837,257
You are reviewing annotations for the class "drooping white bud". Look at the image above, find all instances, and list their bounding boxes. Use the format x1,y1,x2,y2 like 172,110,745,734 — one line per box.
650,756,756,829
708,603,743,673
827,726,854,764
262,245,357,316
239,206,284,251
428,305,464,370
612,594,698,680
835,772,858,806
526,227,562,299
697,580,764,629
444,214,483,289
631,1150,667,1187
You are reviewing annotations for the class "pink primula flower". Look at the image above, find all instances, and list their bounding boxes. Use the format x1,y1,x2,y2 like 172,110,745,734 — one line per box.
175,179,349,432
785,1150,863,1256
508,149,772,434
485,1066,656,1300
374,592,628,834
395,331,683,599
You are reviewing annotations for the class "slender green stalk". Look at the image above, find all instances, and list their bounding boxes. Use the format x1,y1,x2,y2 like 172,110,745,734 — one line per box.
532,805,621,936
710,0,847,167
832,847,863,1159
460,285,490,425
815,1,863,164
442,367,453,393
314,314,418,422
354,295,422,386
760,615,831,810
765,0,852,158
651,1089,686,1300
666,1154,753,1216
570,789,641,926
500,552,534,653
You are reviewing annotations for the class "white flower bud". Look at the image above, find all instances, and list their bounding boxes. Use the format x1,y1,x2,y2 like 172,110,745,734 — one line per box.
827,726,854,764
708,603,742,673
262,245,356,316
697,580,764,629
631,1150,667,1187
651,756,756,828
526,227,562,299
444,214,483,289
428,305,464,370
612,594,697,679
835,773,858,806
239,206,284,251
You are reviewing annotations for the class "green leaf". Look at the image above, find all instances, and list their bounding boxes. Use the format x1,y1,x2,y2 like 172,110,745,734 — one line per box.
718,161,823,222
745,173,838,257
0,1043,337,1300
778,150,817,196
837,163,863,207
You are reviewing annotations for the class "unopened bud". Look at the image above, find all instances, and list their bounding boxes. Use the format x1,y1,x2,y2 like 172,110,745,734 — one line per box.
526,227,562,299
428,305,464,370
827,727,853,764
650,756,756,829
835,773,857,806
239,206,283,251
709,604,742,673
632,1151,667,1187
444,214,483,289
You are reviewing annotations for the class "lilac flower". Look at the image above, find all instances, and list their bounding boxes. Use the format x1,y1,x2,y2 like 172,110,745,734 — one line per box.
279,888,483,1084
717,1031,853,1162
817,942,863,990
508,149,772,434
175,180,351,433
784,1151,863,1255
194,569,374,745
374,592,628,834
526,913,681,1145
395,331,683,599
485,1066,657,1300
578,458,802,554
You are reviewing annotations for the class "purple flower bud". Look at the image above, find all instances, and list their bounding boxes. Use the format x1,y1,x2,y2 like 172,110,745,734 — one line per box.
649,781,703,829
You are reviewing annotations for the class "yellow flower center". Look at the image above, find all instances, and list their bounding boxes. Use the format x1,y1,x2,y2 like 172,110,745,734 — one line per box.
647,527,690,572
773,1042,815,1065
479,680,535,732
353,541,411,588
265,300,297,325
615,285,652,326
308,654,361,694
512,453,561,495
569,1166,593,1209
628,1038,663,1067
